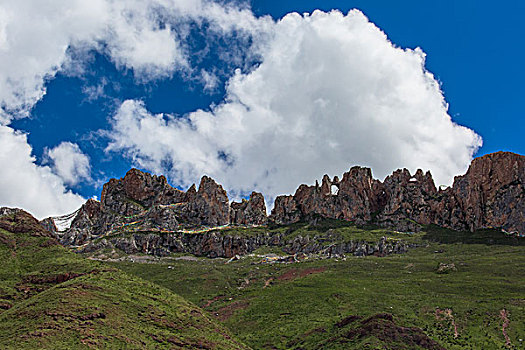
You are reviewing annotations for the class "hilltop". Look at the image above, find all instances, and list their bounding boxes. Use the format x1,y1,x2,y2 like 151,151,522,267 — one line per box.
0,208,247,349
0,152,524,349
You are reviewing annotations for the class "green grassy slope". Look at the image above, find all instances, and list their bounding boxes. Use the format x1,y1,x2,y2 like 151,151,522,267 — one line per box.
110,226,525,349
0,210,248,349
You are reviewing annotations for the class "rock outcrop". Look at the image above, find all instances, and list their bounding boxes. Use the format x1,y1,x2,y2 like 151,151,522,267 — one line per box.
450,152,524,234
271,152,525,234
375,169,437,231
230,192,268,226
101,168,185,215
51,168,262,246
80,230,412,259
177,176,230,227
45,151,524,251
271,167,384,225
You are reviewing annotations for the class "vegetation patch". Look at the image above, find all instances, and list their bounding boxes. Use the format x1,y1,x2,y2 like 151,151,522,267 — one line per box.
111,228,525,349
0,214,248,349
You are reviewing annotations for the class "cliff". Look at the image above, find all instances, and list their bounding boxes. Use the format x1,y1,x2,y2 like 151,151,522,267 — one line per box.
45,152,524,250
271,152,524,234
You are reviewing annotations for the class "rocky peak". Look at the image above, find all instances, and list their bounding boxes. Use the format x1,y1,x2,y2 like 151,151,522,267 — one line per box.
70,199,102,228
270,152,524,235
451,151,524,233
270,195,300,225
377,168,438,231
44,151,524,248
230,192,268,226
184,184,197,201
53,170,239,245
81,198,102,219
320,174,333,195
184,175,230,226
122,168,164,203
197,176,228,201
454,151,524,191
100,168,185,215
271,165,379,225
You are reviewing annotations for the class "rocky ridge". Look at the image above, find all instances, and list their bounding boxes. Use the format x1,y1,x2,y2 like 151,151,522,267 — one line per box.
44,152,524,257
48,168,265,246
271,152,524,235
80,230,413,259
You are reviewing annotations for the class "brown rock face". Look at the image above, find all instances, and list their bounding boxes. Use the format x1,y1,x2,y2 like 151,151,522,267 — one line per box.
271,166,381,225
271,195,301,225
376,169,437,231
230,192,268,226
100,170,230,227
59,199,105,245
450,152,525,234
0,208,55,238
54,169,239,245
47,151,524,248
101,168,186,216
271,152,525,235
177,176,230,227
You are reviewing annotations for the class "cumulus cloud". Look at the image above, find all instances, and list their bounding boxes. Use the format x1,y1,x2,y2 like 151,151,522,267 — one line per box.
0,0,270,216
107,10,482,207
0,126,85,219
44,142,92,186
0,0,270,121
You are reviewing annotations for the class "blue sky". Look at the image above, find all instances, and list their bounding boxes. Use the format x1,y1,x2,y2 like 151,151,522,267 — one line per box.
1,0,523,218
253,0,525,155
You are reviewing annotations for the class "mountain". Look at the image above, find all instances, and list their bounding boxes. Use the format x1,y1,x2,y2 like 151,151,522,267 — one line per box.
1,152,524,349
272,151,525,234
0,208,248,349
45,152,524,253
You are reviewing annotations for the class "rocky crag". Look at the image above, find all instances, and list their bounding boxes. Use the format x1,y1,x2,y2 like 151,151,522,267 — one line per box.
80,230,413,259
271,152,524,235
44,152,524,257
45,169,267,246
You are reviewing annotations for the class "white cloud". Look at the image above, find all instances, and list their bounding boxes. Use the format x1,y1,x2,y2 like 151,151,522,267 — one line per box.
107,10,482,208
44,142,91,186
0,0,270,216
81,77,107,102
0,0,270,121
0,126,85,219
201,69,220,91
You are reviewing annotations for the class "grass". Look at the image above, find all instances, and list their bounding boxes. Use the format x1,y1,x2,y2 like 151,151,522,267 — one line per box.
2,210,524,349
109,225,525,349
196,218,425,247
0,213,248,349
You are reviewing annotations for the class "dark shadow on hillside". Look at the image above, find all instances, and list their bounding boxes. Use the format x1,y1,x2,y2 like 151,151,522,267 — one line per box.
268,215,362,234
423,225,524,246
288,313,446,350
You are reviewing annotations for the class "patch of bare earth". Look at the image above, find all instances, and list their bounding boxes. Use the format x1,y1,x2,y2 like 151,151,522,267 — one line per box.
500,309,511,347
213,300,250,322
329,313,445,350
202,295,228,309
435,308,458,338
